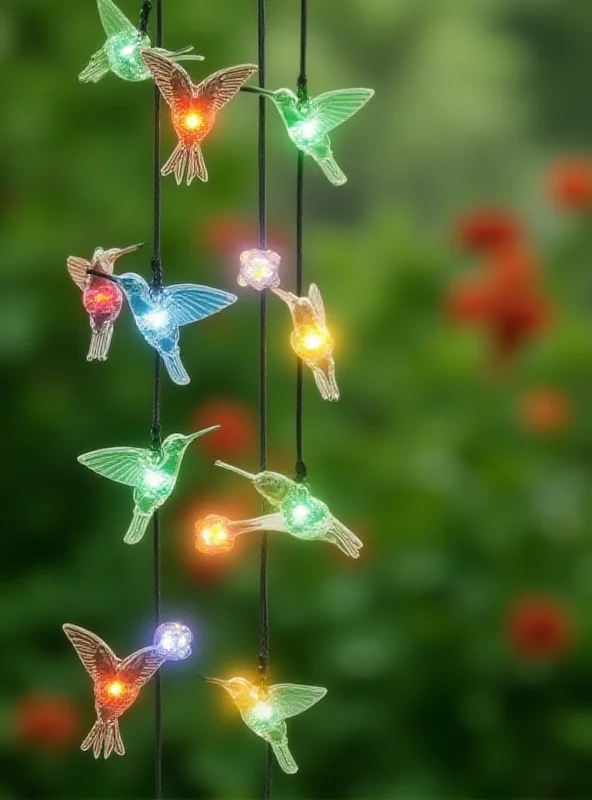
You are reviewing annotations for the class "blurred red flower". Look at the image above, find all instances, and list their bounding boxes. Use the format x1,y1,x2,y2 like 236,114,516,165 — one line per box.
520,387,572,434
454,208,522,252
193,397,257,459
507,597,573,660
548,158,592,210
447,245,550,364
14,694,79,749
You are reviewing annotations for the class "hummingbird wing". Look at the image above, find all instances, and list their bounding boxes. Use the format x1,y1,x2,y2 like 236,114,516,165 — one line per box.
63,624,119,681
140,49,193,106
309,89,375,135
79,48,110,83
78,447,149,487
120,647,164,688
197,64,258,112
269,684,327,719
67,256,91,291
97,0,136,38
308,284,326,326
165,284,237,326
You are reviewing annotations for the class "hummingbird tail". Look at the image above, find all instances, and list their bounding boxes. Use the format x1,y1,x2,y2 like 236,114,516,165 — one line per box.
103,720,125,758
311,364,340,402
87,322,114,362
162,144,208,186
161,351,190,385
318,156,347,187
81,718,107,759
124,510,152,545
271,741,299,774
331,520,363,559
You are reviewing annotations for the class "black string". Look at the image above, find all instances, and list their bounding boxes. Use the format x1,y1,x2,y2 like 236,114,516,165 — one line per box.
255,0,272,797
146,0,163,798
295,0,308,483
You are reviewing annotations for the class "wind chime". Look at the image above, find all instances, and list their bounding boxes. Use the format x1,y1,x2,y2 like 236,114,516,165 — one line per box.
64,0,374,791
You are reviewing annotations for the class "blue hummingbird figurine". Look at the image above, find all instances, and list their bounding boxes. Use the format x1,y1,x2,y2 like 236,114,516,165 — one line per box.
89,270,237,385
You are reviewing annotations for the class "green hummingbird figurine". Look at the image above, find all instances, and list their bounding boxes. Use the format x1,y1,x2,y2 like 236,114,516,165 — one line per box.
79,0,203,84
247,85,374,185
78,427,218,544
215,461,363,558
206,676,326,774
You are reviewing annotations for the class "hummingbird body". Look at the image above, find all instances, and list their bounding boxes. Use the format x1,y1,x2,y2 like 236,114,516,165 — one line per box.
274,283,339,401
207,677,326,774
79,427,219,545
63,625,164,758
215,462,363,558
79,0,203,84
247,86,374,185
141,50,257,185
67,243,141,361
104,272,237,385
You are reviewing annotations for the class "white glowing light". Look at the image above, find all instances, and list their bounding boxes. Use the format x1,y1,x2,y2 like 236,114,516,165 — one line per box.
292,504,310,522
254,702,274,721
120,45,135,58
298,119,319,139
143,310,169,329
145,469,165,489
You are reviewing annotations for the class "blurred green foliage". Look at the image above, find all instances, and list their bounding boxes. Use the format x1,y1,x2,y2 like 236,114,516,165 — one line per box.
4,0,592,797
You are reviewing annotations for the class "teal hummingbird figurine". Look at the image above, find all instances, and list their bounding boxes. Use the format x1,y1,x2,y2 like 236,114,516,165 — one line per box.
247,86,374,185
79,0,203,83
207,676,326,774
78,427,219,544
88,270,237,385
215,462,363,558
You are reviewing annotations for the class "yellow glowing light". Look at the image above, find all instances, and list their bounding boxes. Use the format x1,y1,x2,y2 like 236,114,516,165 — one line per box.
107,681,124,697
195,515,235,554
304,333,323,351
291,324,334,362
203,522,228,545
185,113,201,130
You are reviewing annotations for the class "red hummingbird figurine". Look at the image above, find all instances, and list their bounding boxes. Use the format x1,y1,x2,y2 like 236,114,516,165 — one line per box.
67,244,142,361
140,49,257,185
63,624,164,758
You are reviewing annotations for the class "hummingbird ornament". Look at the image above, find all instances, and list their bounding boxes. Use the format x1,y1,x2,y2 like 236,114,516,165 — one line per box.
63,624,164,758
247,85,374,185
273,283,339,402
67,243,141,362
79,0,203,83
140,50,257,185
88,270,237,385
78,427,219,545
215,462,363,558
207,676,326,774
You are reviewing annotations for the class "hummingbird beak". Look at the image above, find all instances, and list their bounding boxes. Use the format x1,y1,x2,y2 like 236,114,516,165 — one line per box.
271,287,295,304
87,269,119,282
215,461,257,481
117,243,145,257
242,86,276,100
185,425,221,444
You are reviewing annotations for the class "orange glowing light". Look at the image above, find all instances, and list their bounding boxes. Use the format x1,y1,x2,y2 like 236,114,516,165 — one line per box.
185,113,202,131
195,515,235,555
107,681,125,698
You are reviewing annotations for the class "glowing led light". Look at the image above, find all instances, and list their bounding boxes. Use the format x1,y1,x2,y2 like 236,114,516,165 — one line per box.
78,428,219,545
67,244,140,362
215,462,364,558
63,624,164,759
78,0,203,84
154,621,193,661
273,284,339,401
195,515,235,554
207,676,326,774
143,309,169,329
141,50,257,185
245,85,374,186
238,249,281,291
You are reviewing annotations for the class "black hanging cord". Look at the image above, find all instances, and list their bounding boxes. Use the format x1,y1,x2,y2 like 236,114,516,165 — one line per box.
144,0,163,797
295,0,308,484
255,0,272,798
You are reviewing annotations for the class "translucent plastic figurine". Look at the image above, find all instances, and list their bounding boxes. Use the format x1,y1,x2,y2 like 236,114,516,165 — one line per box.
140,50,257,184
153,622,193,661
215,462,363,558
67,243,141,361
63,624,164,758
207,676,326,774
78,427,218,544
86,271,237,385
238,249,281,291
247,86,374,185
79,0,203,83
195,513,275,554
273,283,339,401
